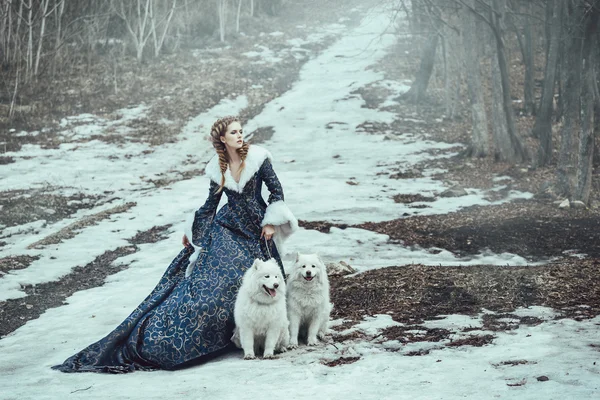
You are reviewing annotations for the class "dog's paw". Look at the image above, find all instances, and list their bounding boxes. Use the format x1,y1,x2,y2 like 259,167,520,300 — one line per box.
277,346,288,353
288,342,298,350
243,354,256,360
317,332,326,340
307,337,319,346
263,353,277,360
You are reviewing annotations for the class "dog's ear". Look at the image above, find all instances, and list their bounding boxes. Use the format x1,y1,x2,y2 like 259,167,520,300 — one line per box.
252,259,261,270
295,252,300,263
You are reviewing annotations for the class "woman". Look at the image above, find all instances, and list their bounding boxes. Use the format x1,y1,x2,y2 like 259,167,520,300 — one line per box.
53,116,298,373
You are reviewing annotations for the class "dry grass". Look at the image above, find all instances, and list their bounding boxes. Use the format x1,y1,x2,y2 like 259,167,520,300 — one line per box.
27,202,136,249
330,260,600,325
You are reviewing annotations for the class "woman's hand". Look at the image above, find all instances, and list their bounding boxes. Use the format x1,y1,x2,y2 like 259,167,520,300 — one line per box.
182,234,191,248
261,224,276,241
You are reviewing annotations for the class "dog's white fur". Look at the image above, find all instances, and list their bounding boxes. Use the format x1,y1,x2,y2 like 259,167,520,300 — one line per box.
232,258,289,359
286,253,332,348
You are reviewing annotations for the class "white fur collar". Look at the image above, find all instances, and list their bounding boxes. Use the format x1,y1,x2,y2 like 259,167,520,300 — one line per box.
205,145,273,193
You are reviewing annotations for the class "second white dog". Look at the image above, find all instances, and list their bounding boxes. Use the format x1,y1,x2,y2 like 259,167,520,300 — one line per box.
287,253,332,347
232,258,289,359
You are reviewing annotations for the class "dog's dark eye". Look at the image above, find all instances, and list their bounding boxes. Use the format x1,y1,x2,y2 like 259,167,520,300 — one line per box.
312,265,316,268
265,275,270,278
302,265,306,268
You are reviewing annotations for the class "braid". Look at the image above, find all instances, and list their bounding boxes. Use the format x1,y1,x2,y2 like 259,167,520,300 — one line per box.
237,142,250,163
209,116,248,193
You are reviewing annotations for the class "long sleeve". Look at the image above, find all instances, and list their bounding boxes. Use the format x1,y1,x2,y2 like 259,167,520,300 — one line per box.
190,180,223,246
259,159,298,253
183,180,223,277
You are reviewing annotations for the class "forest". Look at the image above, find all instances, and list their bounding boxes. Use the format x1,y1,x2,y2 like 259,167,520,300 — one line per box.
1,0,599,203
1,1,600,397
400,0,599,205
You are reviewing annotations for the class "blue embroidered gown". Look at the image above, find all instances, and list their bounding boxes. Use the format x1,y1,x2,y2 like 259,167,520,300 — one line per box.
52,145,298,373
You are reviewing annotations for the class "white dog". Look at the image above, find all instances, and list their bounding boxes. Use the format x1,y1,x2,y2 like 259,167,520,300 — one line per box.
232,258,289,359
287,253,332,348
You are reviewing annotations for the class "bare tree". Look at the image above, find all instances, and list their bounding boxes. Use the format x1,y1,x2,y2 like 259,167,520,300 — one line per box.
150,0,178,57
34,0,56,76
113,0,153,61
401,32,439,103
236,0,243,33
556,3,585,197
573,6,599,204
520,1,535,115
461,0,489,157
25,0,34,81
52,0,66,74
218,0,227,42
488,0,528,162
533,0,561,166
0,0,13,65
507,0,536,116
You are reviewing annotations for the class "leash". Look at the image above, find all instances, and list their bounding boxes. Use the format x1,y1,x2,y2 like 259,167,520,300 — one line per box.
264,236,272,259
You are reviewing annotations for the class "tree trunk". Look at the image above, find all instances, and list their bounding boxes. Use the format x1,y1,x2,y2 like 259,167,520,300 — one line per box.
218,0,226,42
26,0,33,81
34,0,51,76
574,9,599,204
52,0,66,76
410,0,423,32
556,5,584,197
462,0,489,157
508,0,534,115
522,2,535,115
533,0,561,166
401,33,438,103
490,0,528,163
490,38,511,160
236,0,243,33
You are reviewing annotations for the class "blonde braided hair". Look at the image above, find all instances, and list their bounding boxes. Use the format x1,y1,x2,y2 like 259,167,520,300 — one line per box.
210,116,250,193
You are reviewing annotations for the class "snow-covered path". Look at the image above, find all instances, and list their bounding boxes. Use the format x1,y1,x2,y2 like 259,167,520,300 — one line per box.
0,5,532,302
2,4,597,400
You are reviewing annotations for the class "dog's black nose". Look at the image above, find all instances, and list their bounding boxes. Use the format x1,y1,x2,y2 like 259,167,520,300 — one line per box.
306,271,311,276
273,283,279,288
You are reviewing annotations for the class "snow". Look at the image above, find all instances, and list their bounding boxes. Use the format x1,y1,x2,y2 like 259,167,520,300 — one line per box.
1,3,597,399
0,2,533,301
0,96,249,301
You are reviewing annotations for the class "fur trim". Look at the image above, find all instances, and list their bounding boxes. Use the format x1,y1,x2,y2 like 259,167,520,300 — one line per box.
262,200,299,256
205,145,273,193
184,212,202,278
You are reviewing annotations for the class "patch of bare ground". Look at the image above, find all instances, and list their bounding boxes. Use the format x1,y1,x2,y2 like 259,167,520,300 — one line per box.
393,193,436,204
380,325,452,344
0,225,172,338
322,356,361,367
0,255,40,276
298,220,349,233
0,190,104,228
26,202,137,249
446,334,495,347
357,200,600,260
144,167,205,188
329,259,600,327
494,360,538,367
128,224,172,245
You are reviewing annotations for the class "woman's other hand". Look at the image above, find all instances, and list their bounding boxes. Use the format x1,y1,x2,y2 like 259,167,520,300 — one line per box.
261,224,275,241
182,234,191,248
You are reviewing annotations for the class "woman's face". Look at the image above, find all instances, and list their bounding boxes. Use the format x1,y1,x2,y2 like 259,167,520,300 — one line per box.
220,121,244,150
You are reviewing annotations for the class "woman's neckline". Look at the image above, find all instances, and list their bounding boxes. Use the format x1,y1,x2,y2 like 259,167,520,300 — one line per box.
228,161,242,184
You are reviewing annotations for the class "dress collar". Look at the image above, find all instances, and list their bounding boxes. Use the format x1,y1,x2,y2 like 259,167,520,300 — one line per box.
205,145,272,193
